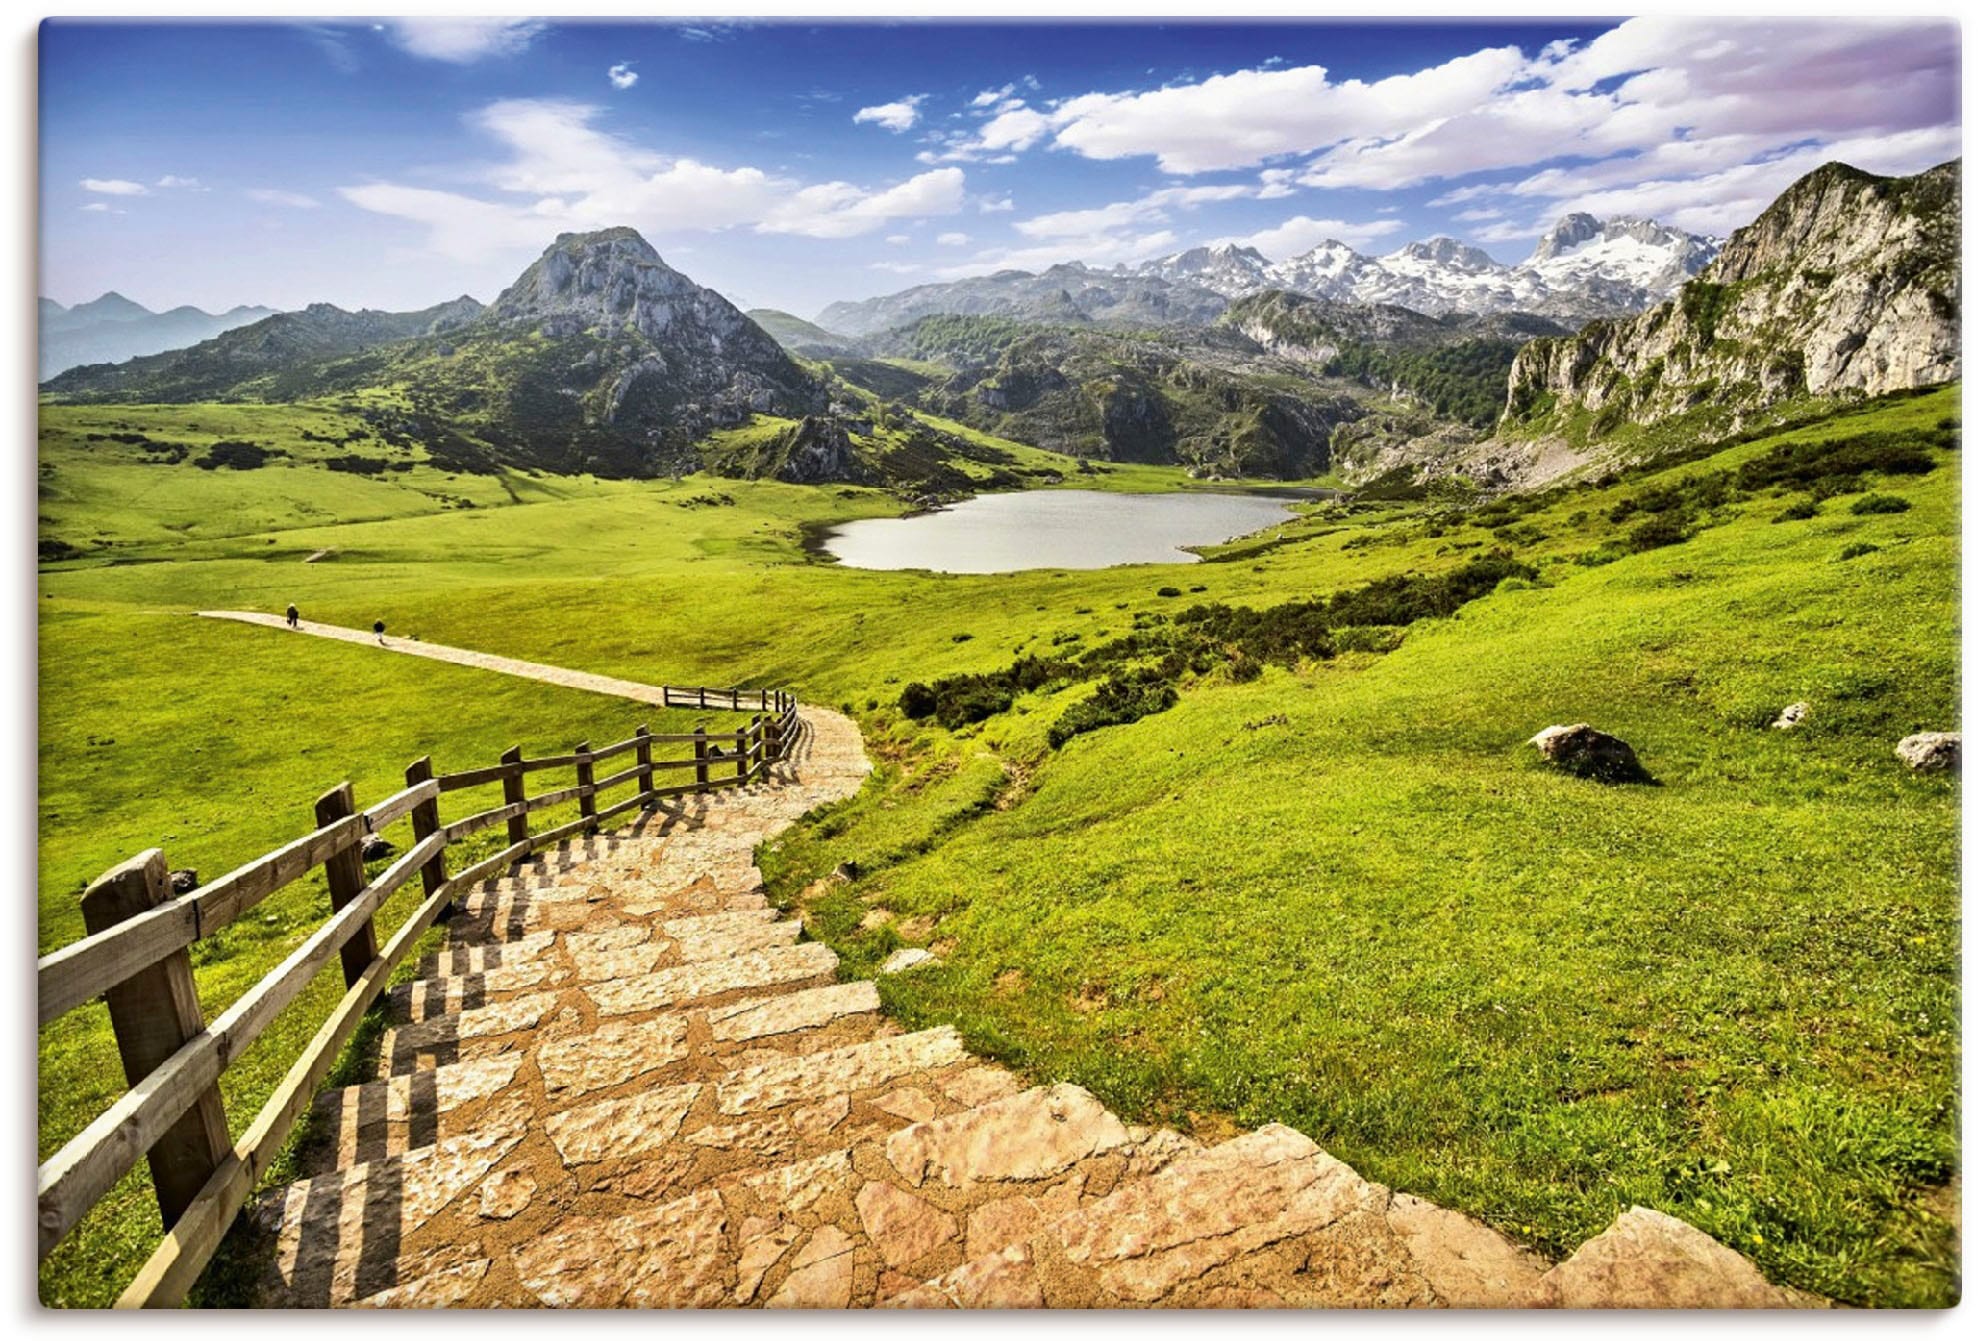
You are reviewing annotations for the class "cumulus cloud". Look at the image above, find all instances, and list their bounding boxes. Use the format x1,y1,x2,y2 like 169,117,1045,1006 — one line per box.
1014,184,1253,239
246,188,321,209
926,18,1956,245
761,167,966,239
1222,216,1406,259
81,178,147,196
382,18,545,64
340,98,966,260
608,63,638,90
935,228,1180,279
156,174,203,190
853,95,927,133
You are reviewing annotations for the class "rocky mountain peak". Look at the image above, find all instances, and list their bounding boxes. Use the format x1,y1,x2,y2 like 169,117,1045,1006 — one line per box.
1530,213,1604,262
1392,237,1500,272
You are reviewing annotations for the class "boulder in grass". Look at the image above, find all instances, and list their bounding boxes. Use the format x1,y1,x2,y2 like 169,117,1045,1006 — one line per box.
1895,731,1960,772
169,869,199,896
361,833,397,862
882,948,937,975
1772,702,1810,731
1529,723,1653,784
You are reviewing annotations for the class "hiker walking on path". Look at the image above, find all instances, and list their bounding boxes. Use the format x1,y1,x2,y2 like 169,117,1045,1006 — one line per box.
285,604,299,629
373,619,386,645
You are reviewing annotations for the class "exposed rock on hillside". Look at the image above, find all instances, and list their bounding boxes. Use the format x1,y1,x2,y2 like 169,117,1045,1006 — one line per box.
1497,160,1960,479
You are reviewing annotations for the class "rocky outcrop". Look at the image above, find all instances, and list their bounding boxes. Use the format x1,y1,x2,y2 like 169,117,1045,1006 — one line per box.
1497,160,1960,480
1895,731,1960,772
1530,723,1652,784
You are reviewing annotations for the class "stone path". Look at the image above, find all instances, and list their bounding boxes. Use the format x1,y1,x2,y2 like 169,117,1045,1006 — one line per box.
203,631,1811,1307
197,611,682,707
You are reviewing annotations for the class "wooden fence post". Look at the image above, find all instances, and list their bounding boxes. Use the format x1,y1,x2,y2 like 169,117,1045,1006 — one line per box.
740,715,759,780
80,850,230,1231
501,745,529,854
575,740,597,833
634,725,655,806
405,756,448,911
314,783,379,989
763,709,781,763
698,687,707,710
694,728,709,789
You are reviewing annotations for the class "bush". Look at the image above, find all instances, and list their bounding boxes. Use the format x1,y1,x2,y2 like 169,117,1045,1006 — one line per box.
898,683,938,719
1838,542,1881,561
1849,494,1912,515
1625,513,1690,552
194,440,270,470
1774,498,1820,522
1048,670,1178,748
1156,586,1183,598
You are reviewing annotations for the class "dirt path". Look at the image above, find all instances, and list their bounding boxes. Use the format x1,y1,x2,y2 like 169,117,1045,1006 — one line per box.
198,610,686,707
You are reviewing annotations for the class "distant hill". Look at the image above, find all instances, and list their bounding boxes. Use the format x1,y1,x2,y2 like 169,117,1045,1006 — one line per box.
38,291,277,379
747,308,867,358
45,229,824,478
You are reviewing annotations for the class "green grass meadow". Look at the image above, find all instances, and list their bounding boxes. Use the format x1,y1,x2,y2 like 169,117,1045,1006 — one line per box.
37,387,1961,1306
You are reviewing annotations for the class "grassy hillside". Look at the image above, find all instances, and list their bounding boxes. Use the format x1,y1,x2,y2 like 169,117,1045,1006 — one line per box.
36,384,1959,1306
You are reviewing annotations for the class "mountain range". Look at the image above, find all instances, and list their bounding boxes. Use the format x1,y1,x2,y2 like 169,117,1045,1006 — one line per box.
817,215,1721,337
38,292,276,380
40,159,1960,490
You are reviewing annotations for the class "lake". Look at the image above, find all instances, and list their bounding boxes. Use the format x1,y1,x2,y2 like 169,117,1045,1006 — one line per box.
819,489,1299,573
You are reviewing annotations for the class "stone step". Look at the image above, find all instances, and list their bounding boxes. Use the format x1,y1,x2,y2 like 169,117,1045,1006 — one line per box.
583,941,841,1017
251,1116,532,1307
375,977,886,1080
888,1122,1549,1308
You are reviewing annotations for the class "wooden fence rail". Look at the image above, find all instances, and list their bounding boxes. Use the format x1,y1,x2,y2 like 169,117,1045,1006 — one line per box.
36,686,801,1307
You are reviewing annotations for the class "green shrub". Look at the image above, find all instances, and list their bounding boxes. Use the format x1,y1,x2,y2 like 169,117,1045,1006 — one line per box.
1849,494,1912,516
1774,498,1820,522
1626,513,1690,552
1048,670,1178,748
1838,542,1881,561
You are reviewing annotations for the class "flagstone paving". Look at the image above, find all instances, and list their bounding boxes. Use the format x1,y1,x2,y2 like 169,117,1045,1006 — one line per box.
245,705,1816,1309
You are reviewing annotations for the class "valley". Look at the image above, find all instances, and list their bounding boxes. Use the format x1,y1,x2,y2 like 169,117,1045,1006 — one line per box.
36,154,1962,1310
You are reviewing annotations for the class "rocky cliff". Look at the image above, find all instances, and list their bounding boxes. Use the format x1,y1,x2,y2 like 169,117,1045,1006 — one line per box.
1500,160,1960,466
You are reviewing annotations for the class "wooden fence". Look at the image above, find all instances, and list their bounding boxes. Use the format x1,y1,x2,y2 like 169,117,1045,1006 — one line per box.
36,687,799,1308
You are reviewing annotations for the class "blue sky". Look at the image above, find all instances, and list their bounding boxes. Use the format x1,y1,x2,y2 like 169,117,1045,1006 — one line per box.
40,16,1961,319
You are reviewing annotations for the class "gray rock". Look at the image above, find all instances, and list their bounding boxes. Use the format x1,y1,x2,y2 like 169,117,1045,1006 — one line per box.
881,948,937,975
1529,723,1652,784
361,834,397,861
1895,731,1960,772
169,869,199,896
1772,701,1810,730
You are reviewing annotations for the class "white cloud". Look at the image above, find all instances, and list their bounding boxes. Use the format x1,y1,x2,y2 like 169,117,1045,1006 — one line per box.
382,19,544,64
79,202,118,213
937,231,969,246
341,99,966,260
1014,184,1253,239
922,17,1956,254
936,228,1179,279
155,174,203,190
885,234,911,245
81,178,146,196
760,167,966,239
607,63,638,91
1222,216,1406,259
978,194,1015,214
853,95,927,133
246,188,321,209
